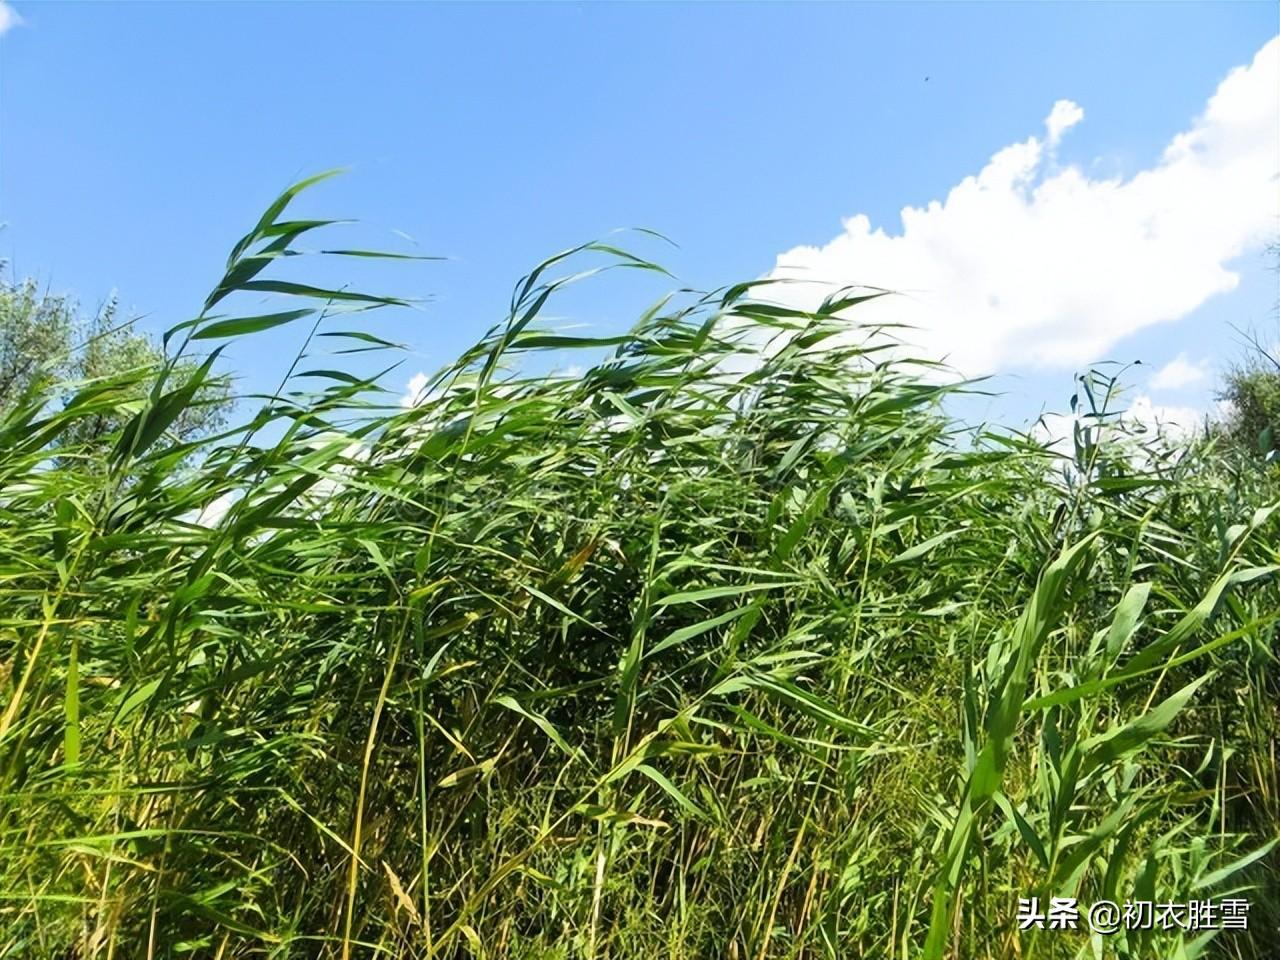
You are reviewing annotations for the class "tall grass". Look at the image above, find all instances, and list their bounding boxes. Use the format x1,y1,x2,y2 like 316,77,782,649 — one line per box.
1,176,1276,959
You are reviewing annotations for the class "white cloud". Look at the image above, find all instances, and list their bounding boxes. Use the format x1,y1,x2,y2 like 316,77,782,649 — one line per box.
762,37,1280,379
1123,393,1204,439
1149,353,1208,390
1045,99,1085,146
399,369,472,412
400,361,583,412
1033,392,1204,466
401,371,431,408
0,2,21,36
1032,411,1080,456
190,491,237,528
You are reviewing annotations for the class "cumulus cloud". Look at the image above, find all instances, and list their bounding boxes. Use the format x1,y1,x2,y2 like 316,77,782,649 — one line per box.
1123,393,1205,439
1034,392,1204,463
0,2,21,36
402,371,432,408
1149,353,1208,390
190,491,237,528
762,37,1280,379
1045,99,1085,146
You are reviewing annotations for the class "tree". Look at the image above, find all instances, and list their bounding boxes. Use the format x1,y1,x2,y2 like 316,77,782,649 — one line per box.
1214,242,1280,460
0,280,74,408
0,278,232,445
1218,328,1279,458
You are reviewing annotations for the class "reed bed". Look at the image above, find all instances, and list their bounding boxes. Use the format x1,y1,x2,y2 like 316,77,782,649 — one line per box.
1,176,1276,958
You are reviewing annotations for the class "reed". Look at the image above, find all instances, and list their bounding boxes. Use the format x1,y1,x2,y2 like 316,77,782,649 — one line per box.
0,175,1275,959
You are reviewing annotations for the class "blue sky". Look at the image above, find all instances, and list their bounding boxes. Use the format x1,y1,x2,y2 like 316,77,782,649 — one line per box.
1,2,1276,434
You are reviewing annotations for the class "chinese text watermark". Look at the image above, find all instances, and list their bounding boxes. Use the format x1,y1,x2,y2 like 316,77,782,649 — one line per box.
1017,896,1250,934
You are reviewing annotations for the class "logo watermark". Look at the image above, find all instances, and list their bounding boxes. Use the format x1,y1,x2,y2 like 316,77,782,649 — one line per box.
1017,896,1250,933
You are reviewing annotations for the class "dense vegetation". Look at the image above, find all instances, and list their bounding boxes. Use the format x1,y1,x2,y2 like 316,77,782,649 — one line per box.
1216,330,1280,462
1,177,1276,959
0,280,231,442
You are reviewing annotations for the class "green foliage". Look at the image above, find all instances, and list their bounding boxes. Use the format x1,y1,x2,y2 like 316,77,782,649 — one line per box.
1215,242,1280,460
0,280,75,407
0,178,1276,959
1217,341,1280,458
0,278,232,450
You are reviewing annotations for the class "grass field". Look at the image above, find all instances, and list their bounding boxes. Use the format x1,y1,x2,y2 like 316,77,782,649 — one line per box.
1,176,1276,959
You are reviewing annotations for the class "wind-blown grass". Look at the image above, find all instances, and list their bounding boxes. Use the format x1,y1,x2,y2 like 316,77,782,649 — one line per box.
1,176,1277,959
